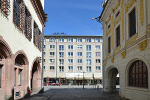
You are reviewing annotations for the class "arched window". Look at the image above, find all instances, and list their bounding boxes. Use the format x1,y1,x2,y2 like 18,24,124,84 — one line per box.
129,60,148,88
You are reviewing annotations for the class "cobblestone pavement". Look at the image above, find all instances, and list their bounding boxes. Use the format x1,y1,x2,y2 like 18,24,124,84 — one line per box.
21,85,129,100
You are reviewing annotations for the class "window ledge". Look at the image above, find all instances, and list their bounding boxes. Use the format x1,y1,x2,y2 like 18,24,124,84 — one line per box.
125,86,148,92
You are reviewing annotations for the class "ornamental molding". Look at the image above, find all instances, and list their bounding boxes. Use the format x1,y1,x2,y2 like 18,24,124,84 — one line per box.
114,2,120,13
111,16,114,49
126,0,136,12
121,51,126,58
139,0,144,26
114,15,121,26
106,28,111,36
111,57,114,63
104,61,107,66
121,0,124,40
104,26,107,54
138,40,147,51
126,35,137,46
106,17,111,25
107,53,111,58
114,46,121,54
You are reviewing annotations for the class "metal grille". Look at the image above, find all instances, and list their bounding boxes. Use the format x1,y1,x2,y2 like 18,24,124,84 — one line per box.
0,0,10,16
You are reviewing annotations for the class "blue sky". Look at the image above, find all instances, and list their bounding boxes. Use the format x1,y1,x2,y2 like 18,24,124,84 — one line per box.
44,0,103,36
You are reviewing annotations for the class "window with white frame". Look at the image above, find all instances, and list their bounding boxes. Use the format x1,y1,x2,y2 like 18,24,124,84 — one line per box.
86,59,91,65
86,52,91,58
77,52,82,56
77,59,82,63
50,52,55,56
86,66,91,72
68,59,73,63
68,45,73,49
77,66,82,70
86,38,91,42
77,45,82,49
59,45,64,51
50,45,55,49
96,59,101,63
96,52,101,56
49,38,55,42
50,59,55,63
59,38,64,42
95,38,100,42
68,38,73,42
86,45,91,51
59,52,64,58
96,66,100,70
59,66,64,72
59,59,64,65
68,52,73,56
77,38,82,42
68,66,73,70
95,45,100,49
50,66,55,70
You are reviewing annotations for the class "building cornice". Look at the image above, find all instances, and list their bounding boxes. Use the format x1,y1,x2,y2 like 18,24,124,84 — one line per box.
30,0,46,25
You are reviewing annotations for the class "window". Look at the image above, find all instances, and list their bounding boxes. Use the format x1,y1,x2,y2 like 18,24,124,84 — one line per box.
86,45,91,51
108,24,111,29
116,26,120,47
68,38,73,42
18,69,22,86
59,66,64,72
96,52,101,56
0,0,10,16
13,0,32,41
77,52,82,56
129,60,148,88
50,45,55,49
86,38,91,42
129,8,136,37
59,52,64,58
59,59,64,65
59,38,64,42
77,59,82,63
0,56,2,61
68,59,73,63
108,37,111,53
44,38,46,42
77,38,82,42
50,66,55,70
96,59,101,63
116,11,120,18
68,45,73,49
96,66,101,70
50,52,55,56
68,52,73,56
95,38,100,42
77,66,82,70
44,66,45,70
44,59,45,63
86,52,91,58
77,45,82,49
95,45,100,49
50,59,55,63
86,59,91,65
59,45,64,51
44,52,46,56
68,66,73,70
49,38,55,42
44,45,46,49
0,66,2,88
86,66,91,72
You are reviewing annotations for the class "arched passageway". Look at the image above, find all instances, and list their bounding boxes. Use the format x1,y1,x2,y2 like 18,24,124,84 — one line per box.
104,67,119,92
31,58,41,93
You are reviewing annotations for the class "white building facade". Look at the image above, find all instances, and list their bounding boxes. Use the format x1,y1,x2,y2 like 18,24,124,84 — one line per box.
0,0,46,99
100,0,150,100
44,35,103,85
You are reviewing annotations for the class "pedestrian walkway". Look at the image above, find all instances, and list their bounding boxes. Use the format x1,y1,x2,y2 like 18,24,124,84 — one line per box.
21,85,129,100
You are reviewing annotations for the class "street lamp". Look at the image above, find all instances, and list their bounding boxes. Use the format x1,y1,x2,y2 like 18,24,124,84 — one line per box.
81,71,86,89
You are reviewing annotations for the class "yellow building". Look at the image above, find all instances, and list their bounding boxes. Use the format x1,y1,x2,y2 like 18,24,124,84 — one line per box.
99,0,150,100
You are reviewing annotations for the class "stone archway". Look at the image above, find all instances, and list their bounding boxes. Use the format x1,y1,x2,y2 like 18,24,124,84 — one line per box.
31,57,41,94
104,67,119,92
